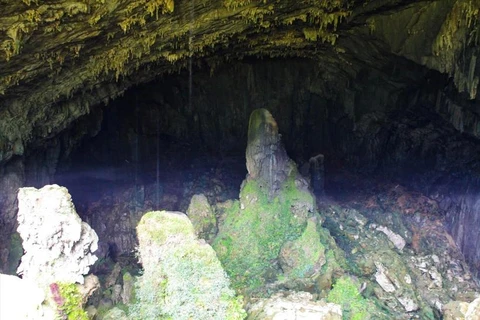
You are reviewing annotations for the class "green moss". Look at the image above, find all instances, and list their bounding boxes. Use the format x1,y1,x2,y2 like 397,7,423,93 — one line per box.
327,276,373,320
213,178,308,292
282,220,325,279
132,210,245,320
137,211,195,244
57,283,89,320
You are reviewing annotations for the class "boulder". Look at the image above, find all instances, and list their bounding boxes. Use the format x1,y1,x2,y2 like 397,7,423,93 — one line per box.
16,184,98,287
186,194,217,241
130,210,245,320
121,271,134,304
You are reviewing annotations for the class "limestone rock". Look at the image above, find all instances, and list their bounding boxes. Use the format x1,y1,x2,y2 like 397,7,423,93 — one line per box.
371,224,406,251
374,262,396,293
279,219,326,280
187,194,217,241
131,210,245,320
0,274,55,320
443,297,480,320
105,262,121,288
465,297,480,320
77,274,100,306
213,109,335,294
443,300,469,320
246,109,291,197
247,291,342,320
16,184,98,286
121,271,135,304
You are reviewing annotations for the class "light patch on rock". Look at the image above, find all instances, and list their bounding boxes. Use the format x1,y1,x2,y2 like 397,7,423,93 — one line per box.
374,262,396,293
428,266,443,289
16,184,98,287
465,296,480,320
397,296,419,312
371,224,406,251
247,291,342,320
77,274,100,306
404,274,412,284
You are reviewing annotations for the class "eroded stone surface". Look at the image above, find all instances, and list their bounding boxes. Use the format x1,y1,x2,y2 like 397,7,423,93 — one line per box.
17,184,98,286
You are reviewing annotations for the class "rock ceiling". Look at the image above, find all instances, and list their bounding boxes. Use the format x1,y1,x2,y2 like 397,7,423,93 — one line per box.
0,0,479,165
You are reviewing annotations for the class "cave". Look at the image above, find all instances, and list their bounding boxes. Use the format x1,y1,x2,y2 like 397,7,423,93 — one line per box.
1,0,480,315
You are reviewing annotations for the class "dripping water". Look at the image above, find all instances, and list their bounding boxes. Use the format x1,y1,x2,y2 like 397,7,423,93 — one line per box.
134,93,140,214
156,101,161,208
188,0,195,114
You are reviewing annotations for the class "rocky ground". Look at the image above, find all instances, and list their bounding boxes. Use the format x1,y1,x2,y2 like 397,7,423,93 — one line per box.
47,125,479,319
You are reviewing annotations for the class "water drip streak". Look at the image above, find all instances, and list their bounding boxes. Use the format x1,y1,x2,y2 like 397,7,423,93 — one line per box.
156,106,160,208
188,0,195,113
134,93,140,214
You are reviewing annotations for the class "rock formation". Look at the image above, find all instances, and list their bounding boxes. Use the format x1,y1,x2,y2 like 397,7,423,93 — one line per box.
186,193,217,241
131,210,245,320
17,184,98,287
213,109,341,295
245,108,292,197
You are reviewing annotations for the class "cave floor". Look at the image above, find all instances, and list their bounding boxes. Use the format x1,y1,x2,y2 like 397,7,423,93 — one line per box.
56,152,479,295
53,151,480,317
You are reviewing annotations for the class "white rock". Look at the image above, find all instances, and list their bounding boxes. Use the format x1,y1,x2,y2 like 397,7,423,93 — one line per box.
428,266,443,289
397,296,419,312
0,274,55,320
374,262,396,293
465,297,480,320
374,225,406,251
248,291,342,320
17,184,98,287
404,274,412,284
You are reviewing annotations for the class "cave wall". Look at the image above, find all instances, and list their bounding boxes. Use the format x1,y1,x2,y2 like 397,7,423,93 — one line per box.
76,58,424,165
58,57,480,277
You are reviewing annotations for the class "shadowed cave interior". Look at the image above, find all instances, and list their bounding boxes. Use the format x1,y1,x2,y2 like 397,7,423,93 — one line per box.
38,58,480,278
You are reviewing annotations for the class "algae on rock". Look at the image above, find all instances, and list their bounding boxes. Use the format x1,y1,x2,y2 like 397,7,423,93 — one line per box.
131,210,245,320
187,194,218,241
213,109,341,294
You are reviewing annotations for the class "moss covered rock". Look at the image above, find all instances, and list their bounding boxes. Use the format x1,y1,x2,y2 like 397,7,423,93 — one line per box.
187,194,218,241
213,109,342,294
279,219,326,280
131,210,245,320
327,276,379,320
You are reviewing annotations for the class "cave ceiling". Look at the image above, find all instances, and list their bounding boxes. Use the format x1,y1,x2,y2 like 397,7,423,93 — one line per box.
0,0,479,165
